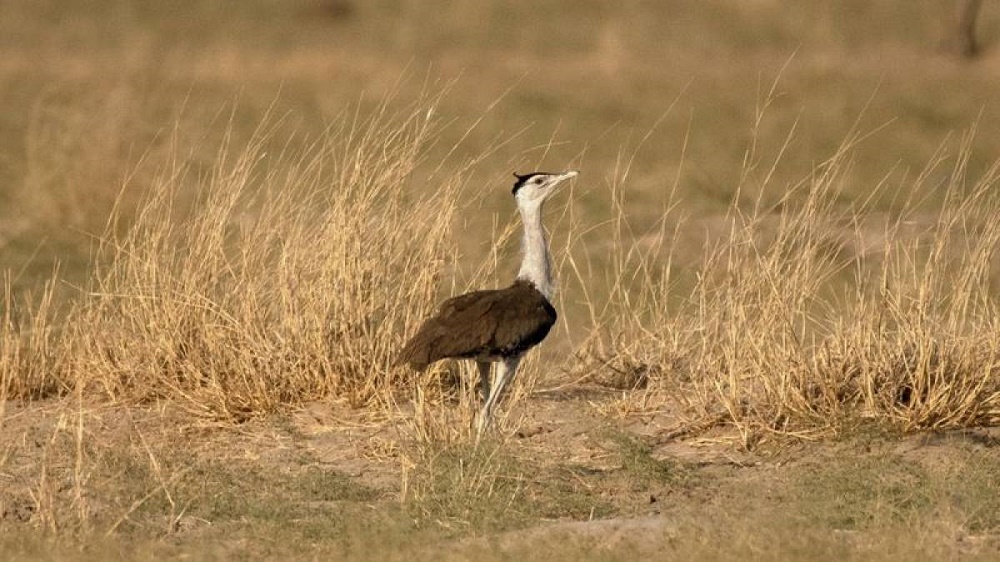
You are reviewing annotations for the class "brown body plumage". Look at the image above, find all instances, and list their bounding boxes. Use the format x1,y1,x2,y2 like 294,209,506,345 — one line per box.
397,280,557,371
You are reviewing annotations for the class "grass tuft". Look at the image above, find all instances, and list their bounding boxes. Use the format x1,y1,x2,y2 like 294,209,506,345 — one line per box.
64,99,463,421
1,273,65,401
577,118,1000,444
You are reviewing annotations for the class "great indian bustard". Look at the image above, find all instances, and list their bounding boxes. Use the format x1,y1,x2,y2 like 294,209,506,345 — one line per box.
397,170,578,436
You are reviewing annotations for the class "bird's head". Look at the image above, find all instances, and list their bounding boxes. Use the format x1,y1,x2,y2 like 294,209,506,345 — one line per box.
512,170,578,207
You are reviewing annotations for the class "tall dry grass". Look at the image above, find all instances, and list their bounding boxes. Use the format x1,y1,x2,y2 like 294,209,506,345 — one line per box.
4,89,1000,444
65,99,465,421
578,121,1000,444
1,273,64,405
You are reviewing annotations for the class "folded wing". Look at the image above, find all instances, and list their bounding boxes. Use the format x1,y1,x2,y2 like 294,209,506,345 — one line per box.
396,280,557,371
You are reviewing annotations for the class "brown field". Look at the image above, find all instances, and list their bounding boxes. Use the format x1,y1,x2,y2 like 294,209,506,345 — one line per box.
4,1,1000,559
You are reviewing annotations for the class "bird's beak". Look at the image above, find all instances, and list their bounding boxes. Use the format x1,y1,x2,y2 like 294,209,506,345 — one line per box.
546,170,579,193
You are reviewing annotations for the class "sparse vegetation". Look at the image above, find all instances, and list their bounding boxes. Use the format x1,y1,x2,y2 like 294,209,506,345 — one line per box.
4,0,1000,559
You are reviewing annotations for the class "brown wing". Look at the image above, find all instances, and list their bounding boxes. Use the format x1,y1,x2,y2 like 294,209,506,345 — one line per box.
396,281,557,371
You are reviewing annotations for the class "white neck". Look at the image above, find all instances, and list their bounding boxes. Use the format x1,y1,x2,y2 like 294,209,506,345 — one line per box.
515,201,554,300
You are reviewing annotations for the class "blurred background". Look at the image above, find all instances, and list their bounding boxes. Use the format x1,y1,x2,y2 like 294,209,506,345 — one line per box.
2,0,999,296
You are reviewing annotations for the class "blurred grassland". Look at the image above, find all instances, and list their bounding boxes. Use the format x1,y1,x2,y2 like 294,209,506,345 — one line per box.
3,0,1000,295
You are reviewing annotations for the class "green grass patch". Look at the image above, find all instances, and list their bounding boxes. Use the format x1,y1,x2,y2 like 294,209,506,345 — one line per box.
405,442,613,533
793,454,933,530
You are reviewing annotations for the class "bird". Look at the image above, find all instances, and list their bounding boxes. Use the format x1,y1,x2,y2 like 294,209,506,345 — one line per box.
397,170,579,437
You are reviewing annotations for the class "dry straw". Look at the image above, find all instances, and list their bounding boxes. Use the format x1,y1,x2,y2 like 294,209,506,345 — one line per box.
65,97,463,421
575,120,1000,444
2,273,63,402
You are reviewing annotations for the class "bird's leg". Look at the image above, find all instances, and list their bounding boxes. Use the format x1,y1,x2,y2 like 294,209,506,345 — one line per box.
475,356,521,438
475,361,491,404
474,361,492,439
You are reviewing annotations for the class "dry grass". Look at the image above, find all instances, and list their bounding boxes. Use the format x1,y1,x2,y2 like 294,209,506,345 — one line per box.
59,97,472,421
1,273,64,402
4,81,1000,443
578,110,1000,445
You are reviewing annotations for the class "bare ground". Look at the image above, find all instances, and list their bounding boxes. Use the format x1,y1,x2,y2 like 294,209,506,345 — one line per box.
3,387,1000,560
